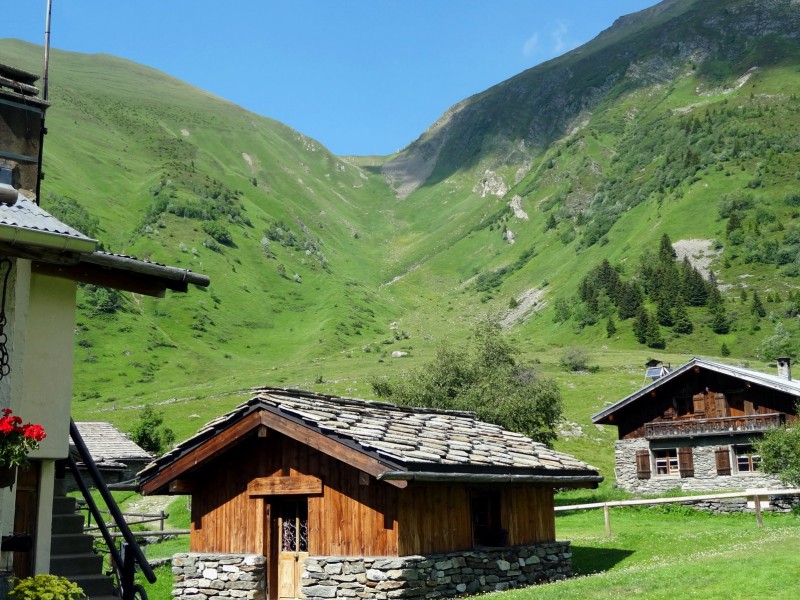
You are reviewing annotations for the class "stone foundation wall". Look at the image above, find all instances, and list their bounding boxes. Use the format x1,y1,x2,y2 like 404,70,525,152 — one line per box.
172,553,266,600
301,542,572,600
615,438,789,495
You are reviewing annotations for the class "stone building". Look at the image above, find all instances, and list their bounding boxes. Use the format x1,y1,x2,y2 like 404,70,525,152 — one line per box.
592,357,798,494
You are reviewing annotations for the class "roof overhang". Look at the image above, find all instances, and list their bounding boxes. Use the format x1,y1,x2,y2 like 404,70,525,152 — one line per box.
32,251,210,296
377,471,602,489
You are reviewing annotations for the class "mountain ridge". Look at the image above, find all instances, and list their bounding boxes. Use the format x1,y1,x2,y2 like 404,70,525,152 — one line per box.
3,0,800,475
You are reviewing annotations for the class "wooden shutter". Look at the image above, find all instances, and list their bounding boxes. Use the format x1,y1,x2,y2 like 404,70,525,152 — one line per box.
692,393,705,416
715,447,731,476
635,449,651,479
715,393,728,417
678,447,694,478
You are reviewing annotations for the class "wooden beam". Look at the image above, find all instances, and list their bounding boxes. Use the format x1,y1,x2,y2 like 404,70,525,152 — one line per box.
258,412,407,489
169,480,198,494
141,411,263,495
248,475,322,497
33,261,170,296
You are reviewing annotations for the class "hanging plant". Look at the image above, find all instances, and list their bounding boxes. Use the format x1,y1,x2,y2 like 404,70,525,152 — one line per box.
0,408,46,468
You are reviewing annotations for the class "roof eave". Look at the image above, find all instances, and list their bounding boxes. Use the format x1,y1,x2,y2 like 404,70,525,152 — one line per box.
0,223,97,255
377,470,603,488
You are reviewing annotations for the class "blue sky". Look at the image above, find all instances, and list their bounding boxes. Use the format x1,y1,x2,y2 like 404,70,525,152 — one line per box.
4,1,658,156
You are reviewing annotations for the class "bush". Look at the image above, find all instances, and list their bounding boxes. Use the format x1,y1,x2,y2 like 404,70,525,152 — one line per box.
560,347,589,371
201,221,233,246
10,575,84,600
129,406,176,456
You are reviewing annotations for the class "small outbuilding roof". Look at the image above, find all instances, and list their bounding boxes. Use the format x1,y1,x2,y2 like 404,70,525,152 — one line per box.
139,387,601,495
592,356,800,424
73,421,153,463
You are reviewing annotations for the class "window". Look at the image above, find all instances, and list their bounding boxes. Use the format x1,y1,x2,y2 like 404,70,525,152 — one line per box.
654,449,679,476
735,445,761,473
278,501,308,553
470,491,505,547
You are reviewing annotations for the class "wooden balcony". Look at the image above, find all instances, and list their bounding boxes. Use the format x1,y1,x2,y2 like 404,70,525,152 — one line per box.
644,413,785,439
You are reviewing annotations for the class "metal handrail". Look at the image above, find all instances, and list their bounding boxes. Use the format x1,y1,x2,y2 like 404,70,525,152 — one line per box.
69,418,156,593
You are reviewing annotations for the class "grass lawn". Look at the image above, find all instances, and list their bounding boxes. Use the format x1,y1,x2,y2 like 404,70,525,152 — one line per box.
135,504,800,600
506,506,800,600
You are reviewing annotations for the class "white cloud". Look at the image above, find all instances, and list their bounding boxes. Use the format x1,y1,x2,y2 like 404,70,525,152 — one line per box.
522,33,540,58
551,21,569,54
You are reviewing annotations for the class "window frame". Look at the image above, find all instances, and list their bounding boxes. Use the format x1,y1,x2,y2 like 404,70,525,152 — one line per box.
653,448,680,476
734,444,761,474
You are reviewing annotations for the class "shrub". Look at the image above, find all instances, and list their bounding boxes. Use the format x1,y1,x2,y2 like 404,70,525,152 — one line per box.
201,221,233,246
10,575,84,600
560,347,589,371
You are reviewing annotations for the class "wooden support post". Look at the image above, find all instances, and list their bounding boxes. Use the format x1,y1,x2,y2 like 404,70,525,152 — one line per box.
160,511,165,531
604,503,611,537
753,494,763,529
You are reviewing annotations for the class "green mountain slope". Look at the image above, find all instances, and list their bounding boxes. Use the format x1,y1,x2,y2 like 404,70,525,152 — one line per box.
4,0,800,478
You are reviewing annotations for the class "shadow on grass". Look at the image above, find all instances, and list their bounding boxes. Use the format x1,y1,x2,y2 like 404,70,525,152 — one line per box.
570,546,634,576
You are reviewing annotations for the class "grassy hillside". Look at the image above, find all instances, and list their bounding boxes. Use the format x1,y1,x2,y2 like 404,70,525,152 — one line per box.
3,0,800,480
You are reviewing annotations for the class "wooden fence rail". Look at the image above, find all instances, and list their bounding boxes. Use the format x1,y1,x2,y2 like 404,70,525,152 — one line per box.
554,488,800,536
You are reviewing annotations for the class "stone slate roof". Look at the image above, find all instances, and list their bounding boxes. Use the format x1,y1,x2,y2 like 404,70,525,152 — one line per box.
139,387,599,486
592,357,800,424
0,193,96,242
73,421,153,463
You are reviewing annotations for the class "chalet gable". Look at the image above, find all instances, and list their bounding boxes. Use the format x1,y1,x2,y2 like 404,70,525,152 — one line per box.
139,387,601,495
592,357,800,426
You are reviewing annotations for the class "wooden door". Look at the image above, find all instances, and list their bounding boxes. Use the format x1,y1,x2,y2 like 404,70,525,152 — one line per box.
13,462,40,578
276,500,309,600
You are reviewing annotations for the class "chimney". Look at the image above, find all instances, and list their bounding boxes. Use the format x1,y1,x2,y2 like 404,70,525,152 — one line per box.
0,62,49,203
777,357,792,381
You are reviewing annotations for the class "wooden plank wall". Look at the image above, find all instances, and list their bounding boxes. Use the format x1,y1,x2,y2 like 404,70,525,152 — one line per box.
502,486,555,545
189,433,400,556
397,484,472,555
397,483,555,555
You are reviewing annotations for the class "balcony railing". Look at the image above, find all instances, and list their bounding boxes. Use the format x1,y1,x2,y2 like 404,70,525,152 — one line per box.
644,413,785,439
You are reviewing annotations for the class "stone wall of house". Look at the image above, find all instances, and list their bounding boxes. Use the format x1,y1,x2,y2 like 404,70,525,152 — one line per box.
301,542,571,600
615,438,790,495
172,553,266,600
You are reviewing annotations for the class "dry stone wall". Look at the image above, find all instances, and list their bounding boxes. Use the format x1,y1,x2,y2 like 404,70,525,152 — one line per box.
172,553,266,600
301,542,571,600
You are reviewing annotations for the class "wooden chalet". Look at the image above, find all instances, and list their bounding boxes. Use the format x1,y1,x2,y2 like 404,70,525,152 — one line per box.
592,357,799,494
139,388,601,600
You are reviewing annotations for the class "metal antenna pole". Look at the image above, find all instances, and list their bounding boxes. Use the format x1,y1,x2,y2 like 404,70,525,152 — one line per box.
36,0,53,204
43,0,53,101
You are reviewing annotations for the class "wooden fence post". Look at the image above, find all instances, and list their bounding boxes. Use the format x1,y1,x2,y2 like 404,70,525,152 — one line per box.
753,494,763,529
160,510,166,531
604,503,611,537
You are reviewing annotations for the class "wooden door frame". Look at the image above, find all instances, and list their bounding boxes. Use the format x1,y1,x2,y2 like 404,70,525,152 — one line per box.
265,497,311,600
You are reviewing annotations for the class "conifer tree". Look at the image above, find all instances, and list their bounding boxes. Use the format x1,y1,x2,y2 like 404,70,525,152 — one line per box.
681,258,708,306
721,342,731,357
672,294,694,334
606,316,617,338
656,294,674,326
751,291,766,318
617,281,644,320
633,307,650,344
645,312,666,349
710,302,730,334
658,233,677,263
